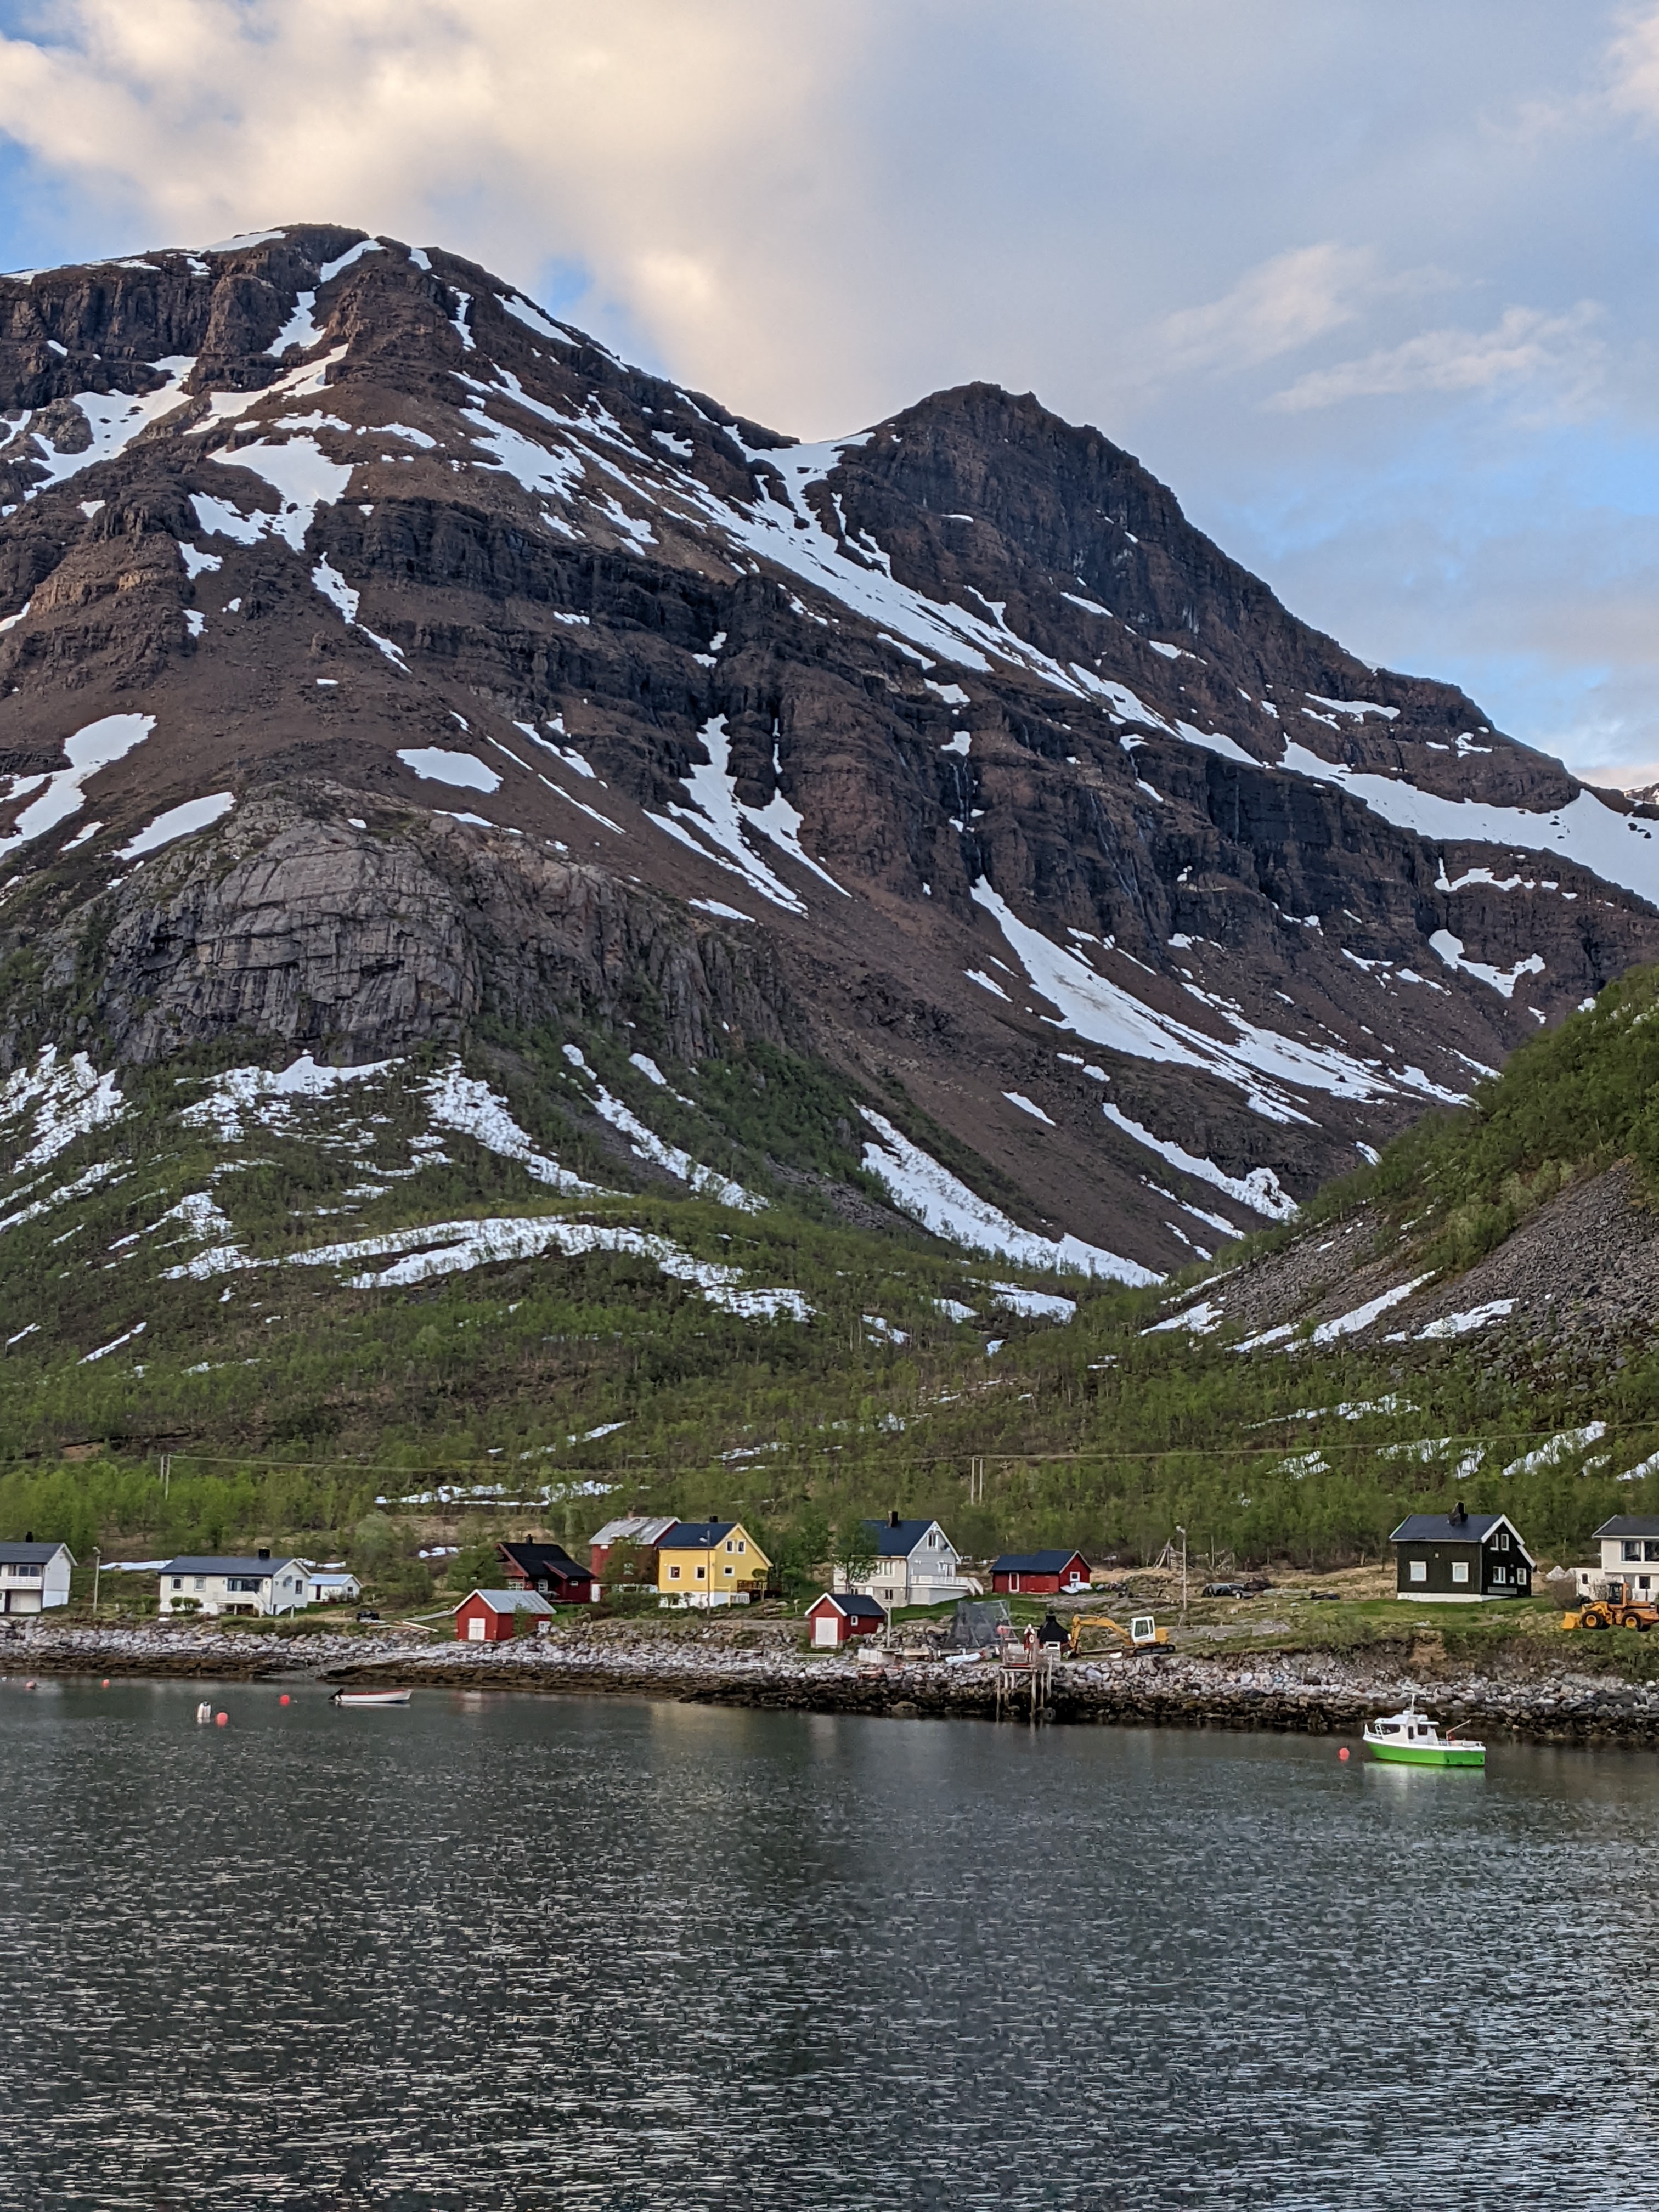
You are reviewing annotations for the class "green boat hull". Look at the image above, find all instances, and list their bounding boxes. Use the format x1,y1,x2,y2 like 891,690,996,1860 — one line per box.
1365,1740,1484,1768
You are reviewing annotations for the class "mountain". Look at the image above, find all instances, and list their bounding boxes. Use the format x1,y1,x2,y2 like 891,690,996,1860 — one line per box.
2,222,1659,1504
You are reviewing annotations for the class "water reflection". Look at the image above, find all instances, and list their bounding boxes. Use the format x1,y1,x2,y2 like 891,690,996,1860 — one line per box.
3,1679,1658,2208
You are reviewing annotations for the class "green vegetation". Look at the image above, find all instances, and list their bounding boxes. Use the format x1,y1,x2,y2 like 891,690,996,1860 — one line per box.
3,983,1659,1586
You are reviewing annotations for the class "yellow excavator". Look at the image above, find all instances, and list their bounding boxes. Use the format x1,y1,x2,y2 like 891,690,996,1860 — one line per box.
1069,1612,1169,1655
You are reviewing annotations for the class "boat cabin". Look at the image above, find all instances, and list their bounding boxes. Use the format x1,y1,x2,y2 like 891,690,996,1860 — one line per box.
1389,1505,1533,1603
805,1590,887,1646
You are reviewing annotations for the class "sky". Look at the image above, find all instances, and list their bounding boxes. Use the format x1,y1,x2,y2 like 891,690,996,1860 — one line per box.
1,1,1658,783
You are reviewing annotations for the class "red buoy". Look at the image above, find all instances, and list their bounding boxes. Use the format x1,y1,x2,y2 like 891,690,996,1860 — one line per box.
23,1679,35,1690
1339,1746,1351,1762
101,1678,110,1688
215,1711,228,1728
279,1692,290,1706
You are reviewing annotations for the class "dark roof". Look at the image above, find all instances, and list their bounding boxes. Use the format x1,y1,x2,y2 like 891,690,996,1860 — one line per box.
498,1541,591,1583
1593,1518,1659,1539
161,1555,301,1576
1390,1513,1533,1565
811,1591,886,1621
862,1517,944,1558
662,1520,740,1547
992,1550,1088,1574
0,1541,73,1566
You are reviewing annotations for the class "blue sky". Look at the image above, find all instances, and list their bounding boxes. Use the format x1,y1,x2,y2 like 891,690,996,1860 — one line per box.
2,1,1658,781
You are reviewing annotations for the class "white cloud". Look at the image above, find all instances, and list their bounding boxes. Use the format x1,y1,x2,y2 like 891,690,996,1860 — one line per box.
1269,302,1605,413
1158,243,1380,374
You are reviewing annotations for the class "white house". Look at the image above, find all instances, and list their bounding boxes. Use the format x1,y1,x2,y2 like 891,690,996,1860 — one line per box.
0,1539,75,1613
1576,1517,1659,1602
306,1568,362,1606
834,1514,979,1611
159,1551,308,1617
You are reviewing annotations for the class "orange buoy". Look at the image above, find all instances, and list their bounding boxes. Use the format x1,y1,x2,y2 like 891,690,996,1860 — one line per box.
101,1678,110,1688
23,1679,35,1690
1339,1746,1350,1762
215,1711,228,1728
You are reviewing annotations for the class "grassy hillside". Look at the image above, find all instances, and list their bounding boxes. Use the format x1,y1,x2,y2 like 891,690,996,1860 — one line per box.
5,981,1659,1592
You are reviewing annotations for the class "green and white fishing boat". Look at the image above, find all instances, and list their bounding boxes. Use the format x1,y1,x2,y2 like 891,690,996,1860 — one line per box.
1362,1698,1485,1769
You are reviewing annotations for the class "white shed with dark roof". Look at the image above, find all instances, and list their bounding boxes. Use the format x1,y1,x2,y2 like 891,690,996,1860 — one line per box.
0,1539,74,1613
1389,1507,1532,1602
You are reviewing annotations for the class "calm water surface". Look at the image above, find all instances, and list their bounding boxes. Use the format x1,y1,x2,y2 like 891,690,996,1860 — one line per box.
3,1678,1657,2209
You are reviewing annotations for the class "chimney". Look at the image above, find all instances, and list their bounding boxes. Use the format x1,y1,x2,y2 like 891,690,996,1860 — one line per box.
24,1530,32,1543
889,1509,901,1529
1451,1500,1466,1527
257,1545,271,1560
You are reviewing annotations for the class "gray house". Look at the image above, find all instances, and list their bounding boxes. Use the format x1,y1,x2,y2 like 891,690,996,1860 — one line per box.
1390,1506,1533,1602
0,1539,75,1613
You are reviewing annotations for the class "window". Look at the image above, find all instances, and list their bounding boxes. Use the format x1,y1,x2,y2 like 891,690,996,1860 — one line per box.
1624,1541,1643,1562
1409,1560,1427,1583
696,1566,706,1580
1645,1542,1659,1562
725,1540,733,1553
1452,1561,1470,1584
669,1566,680,1581
723,1565,733,1577
1497,1532,1509,1551
736,1541,745,1554
172,1577,182,1590
1492,1566,1508,1584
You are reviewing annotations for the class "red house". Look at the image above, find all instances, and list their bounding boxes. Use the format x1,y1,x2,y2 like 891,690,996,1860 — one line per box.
991,1550,1091,1596
455,1589,555,1643
496,1540,599,1604
805,1590,887,1647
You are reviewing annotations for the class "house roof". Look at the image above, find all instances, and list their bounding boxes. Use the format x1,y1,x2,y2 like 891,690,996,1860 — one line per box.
161,1555,302,1576
1389,1513,1533,1564
309,1571,359,1587
498,1541,592,1582
1593,1517,1659,1539
662,1520,739,1547
0,1541,73,1566
590,1515,678,1548
809,1590,887,1621
862,1517,948,1558
463,1589,555,1615
992,1550,1088,1574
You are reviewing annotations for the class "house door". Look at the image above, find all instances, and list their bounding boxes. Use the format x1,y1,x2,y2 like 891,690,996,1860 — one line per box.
467,1616,487,1641
814,1616,838,1647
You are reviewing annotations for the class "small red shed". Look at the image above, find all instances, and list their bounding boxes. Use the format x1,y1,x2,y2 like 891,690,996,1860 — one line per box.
455,1588,555,1643
805,1590,887,1647
990,1550,1091,1596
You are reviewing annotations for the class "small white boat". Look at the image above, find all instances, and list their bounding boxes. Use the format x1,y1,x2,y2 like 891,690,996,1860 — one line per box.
330,1688,412,1708
1362,1695,1485,1768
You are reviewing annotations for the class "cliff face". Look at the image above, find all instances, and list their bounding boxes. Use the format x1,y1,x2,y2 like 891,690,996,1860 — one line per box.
0,224,1652,1279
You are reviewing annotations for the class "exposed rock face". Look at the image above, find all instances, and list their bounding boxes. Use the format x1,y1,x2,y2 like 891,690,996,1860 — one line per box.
0,224,1655,1275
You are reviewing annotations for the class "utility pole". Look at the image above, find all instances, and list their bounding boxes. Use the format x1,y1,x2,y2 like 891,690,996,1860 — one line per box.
1176,1525,1188,1624
91,1546,101,1620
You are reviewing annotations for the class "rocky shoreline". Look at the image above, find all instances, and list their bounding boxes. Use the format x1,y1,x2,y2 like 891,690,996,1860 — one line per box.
9,1619,1659,1748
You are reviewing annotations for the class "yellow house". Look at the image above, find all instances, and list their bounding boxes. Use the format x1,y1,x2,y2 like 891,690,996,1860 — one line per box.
657,1519,771,1608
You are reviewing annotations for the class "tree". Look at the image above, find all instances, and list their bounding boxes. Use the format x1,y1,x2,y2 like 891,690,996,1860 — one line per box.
833,1517,879,1587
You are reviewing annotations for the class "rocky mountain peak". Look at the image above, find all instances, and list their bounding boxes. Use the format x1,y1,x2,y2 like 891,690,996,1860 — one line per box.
0,222,1654,1290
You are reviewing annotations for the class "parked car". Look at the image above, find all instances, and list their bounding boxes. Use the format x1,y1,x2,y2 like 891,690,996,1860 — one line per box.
356,1608,380,1623
1203,1582,1249,1598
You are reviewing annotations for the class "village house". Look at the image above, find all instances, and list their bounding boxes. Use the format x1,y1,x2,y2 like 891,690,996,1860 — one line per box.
588,1514,678,1584
159,1551,308,1617
657,1520,771,1607
0,1539,74,1614
1575,1517,1659,1602
306,1568,362,1606
835,1514,977,1611
990,1549,1091,1596
805,1590,887,1646
1389,1506,1533,1602
455,1589,555,1642
496,1539,598,1604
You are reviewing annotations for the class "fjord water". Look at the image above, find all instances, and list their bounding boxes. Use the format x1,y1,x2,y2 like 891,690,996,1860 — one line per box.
3,1684,1652,2211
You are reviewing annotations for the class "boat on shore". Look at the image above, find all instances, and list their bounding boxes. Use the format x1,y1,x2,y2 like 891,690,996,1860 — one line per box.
330,1688,412,1708
1362,1698,1484,1768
